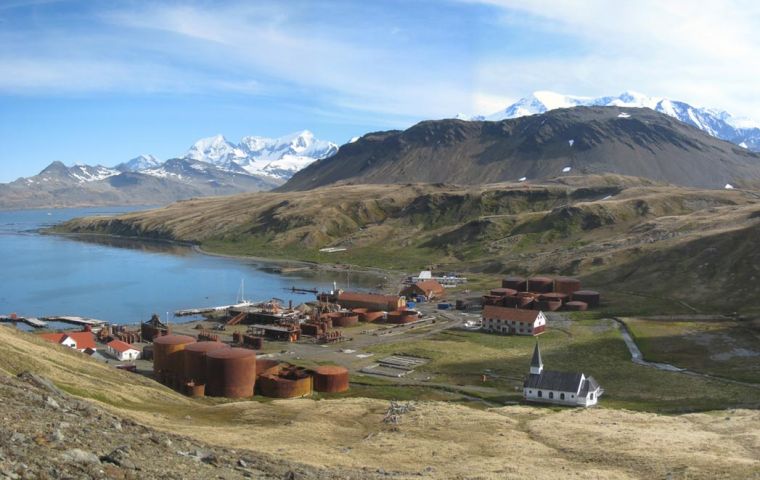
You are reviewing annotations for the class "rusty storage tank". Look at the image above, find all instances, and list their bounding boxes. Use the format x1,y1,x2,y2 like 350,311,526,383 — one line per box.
205,347,257,398
516,292,537,308
572,290,600,308
258,364,313,398
142,344,154,361
312,365,349,393
526,276,554,293
386,310,419,324
351,308,368,315
501,276,527,291
184,382,206,398
331,312,359,327
362,311,385,323
183,341,230,386
489,288,517,297
481,295,502,306
501,296,521,308
153,334,196,385
537,299,562,311
554,277,582,295
564,301,588,311
538,292,569,304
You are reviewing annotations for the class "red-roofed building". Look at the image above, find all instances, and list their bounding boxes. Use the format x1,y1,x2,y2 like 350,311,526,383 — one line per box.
400,280,446,300
106,339,141,361
37,331,97,352
481,305,546,336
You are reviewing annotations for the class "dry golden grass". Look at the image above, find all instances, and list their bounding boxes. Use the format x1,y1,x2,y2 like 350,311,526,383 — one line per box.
1,325,758,479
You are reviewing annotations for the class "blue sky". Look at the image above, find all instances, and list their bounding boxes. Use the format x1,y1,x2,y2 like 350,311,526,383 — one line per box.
2,0,760,182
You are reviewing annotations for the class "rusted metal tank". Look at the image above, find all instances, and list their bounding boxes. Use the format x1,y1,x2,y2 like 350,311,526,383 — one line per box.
362,311,385,323
152,334,196,385
501,276,527,291
501,296,521,308
527,276,554,293
184,382,206,398
481,295,502,306
554,277,582,295
331,312,359,327
312,365,349,393
258,364,313,398
571,290,600,308
516,292,537,308
205,347,256,398
538,292,569,304
489,288,517,297
351,308,368,315
537,299,562,311
385,310,419,324
564,301,588,311
183,341,230,386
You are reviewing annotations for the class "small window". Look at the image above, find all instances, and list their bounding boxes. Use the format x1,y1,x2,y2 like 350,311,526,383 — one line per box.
538,390,543,398
560,393,565,400
529,390,532,394
549,392,554,399
590,393,594,400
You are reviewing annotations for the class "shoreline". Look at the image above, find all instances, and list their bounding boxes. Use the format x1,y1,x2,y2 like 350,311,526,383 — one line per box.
47,229,401,285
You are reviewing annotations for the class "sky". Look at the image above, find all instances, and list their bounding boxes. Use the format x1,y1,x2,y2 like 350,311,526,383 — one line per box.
1,0,760,182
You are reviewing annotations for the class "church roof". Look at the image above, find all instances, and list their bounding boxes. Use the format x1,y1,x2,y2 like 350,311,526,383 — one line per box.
579,376,600,396
530,343,542,369
523,370,584,392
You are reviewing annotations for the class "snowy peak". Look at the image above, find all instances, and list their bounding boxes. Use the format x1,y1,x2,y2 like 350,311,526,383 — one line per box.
33,162,119,184
186,130,338,180
116,154,162,172
475,91,760,152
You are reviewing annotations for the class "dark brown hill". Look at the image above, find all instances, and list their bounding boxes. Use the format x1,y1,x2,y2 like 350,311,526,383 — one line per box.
280,107,760,191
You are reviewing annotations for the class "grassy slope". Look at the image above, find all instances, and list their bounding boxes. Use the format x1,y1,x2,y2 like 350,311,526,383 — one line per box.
365,314,760,413
55,176,760,314
1,325,759,479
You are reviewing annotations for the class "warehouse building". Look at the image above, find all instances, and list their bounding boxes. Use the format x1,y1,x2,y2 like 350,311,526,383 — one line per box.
481,305,546,336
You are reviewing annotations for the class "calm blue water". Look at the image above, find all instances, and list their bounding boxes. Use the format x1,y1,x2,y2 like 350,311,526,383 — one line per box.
0,208,376,325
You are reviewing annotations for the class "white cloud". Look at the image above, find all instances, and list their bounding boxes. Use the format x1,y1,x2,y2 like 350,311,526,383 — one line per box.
467,0,760,118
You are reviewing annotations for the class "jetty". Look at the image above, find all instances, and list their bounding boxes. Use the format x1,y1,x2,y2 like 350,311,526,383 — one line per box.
286,286,319,294
0,315,48,329
39,316,108,328
174,301,254,317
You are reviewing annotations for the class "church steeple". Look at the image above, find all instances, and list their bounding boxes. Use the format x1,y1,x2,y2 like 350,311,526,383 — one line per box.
530,342,543,375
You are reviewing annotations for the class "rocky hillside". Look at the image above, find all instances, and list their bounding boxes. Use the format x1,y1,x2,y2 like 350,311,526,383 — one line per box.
0,160,279,210
56,175,760,313
280,107,760,191
1,325,758,479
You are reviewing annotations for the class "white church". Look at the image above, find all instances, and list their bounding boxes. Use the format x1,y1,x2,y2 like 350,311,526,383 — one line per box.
523,343,603,407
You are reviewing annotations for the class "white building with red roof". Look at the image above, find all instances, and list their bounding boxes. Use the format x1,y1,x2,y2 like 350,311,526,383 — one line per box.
38,331,97,352
481,305,546,335
105,339,141,361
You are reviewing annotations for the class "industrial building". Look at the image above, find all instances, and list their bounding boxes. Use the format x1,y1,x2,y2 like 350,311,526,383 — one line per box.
400,279,446,300
481,306,546,335
332,291,406,312
523,343,602,407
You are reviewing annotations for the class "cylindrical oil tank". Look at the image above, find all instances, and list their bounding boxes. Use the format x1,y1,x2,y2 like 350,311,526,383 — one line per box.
489,288,517,297
501,296,521,308
183,341,230,385
537,299,562,312
312,365,349,393
256,359,281,378
386,310,419,324
258,365,313,398
516,292,537,308
564,301,588,311
362,311,385,323
538,292,569,304
481,295,502,306
184,382,206,398
554,277,582,295
205,347,256,398
351,308,368,315
527,276,554,293
501,276,527,291
572,290,600,308
153,335,196,383
332,312,359,327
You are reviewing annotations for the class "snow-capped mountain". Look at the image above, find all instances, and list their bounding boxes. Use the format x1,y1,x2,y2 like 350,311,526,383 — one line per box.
115,154,162,172
184,130,338,180
466,91,760,151
29,161,120,184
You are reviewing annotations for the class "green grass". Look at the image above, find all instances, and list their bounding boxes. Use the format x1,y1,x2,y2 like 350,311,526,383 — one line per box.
625,317,760,384
363,318,760,413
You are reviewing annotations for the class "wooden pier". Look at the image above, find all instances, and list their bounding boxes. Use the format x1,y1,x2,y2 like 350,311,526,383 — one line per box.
174,301,254,317
0,315,48,329
39,316,108,328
